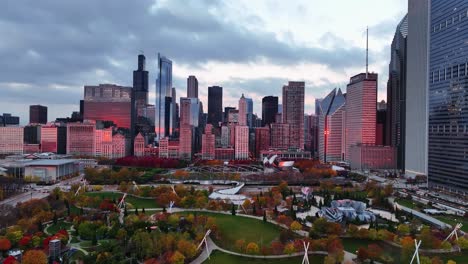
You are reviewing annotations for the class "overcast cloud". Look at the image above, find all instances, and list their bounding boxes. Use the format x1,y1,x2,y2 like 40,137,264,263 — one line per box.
0,0,406,123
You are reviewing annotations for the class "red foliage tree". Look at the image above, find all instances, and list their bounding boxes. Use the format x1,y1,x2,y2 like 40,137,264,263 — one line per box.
18,235,32,248
0,238,12,251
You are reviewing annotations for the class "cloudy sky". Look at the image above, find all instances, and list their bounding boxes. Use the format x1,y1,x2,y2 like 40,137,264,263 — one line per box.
1,0,406,124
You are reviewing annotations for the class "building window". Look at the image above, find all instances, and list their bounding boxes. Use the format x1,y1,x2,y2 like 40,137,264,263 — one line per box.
453,65,459,78
460,63,466,76
430,71,434,83
446,67,451,79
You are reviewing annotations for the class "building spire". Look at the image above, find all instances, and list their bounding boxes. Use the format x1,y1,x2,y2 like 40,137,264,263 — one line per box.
366,26,369,78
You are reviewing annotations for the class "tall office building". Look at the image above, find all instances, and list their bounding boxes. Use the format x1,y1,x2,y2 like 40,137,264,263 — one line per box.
29,105,47,124
224,107,235,122
201,124,215,160
207,86,223,127
0,127,23,154
270,123,290,150
155,53,173,141
262,96,278,126
318,88,346,162
304,114,318,154
246,98,253,128
133,54,149,113
187,75,198,98
238,94,247,126
179,125,193,160
66,122,95,156
0,113,19,126
427,0,468,192
387,15,408,170
255,126,270,158
24,125,41,144
41,125,58,153
282,81,305,150
405,0,430,178
345,73,378,161
83,84,132,128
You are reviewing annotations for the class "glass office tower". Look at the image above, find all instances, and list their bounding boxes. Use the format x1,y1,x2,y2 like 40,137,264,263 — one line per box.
428,0,468,193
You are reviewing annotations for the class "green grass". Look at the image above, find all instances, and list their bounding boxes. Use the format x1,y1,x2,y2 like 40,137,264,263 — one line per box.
84,192,159,209
433,215,468,232
47,221,73,235
203,250,324,264
395,198,419,209
180,212,282,253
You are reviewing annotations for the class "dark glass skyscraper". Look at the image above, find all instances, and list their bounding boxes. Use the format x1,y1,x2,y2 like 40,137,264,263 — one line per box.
155,53,173,141
428,0,468,192
29,105,47,124
262,96,278,126
133,54,149,112
387,15,408,170
207,86,223,127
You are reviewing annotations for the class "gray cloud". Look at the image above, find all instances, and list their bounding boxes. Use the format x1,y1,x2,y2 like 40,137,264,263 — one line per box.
0,0,383,121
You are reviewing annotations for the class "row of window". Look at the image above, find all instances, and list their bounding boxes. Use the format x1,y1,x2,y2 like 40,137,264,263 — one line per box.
430,62,468,83
430,125,468,133
433,9,468,33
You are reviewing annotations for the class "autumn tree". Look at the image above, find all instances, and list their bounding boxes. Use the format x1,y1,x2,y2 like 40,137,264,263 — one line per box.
177,239,197,259
246,242,259,254
22,250,48,264
283,242,295,255
235,239,246,252
0,238,12,252
290,221,302,231
170,251,185,264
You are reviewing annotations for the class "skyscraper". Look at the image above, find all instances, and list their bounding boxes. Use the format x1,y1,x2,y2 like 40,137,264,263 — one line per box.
224,107,235,122
282,81,305,150
29,105,47,124
255,126,270,158
235,125,249,159
245,97,253,127
405,0,429,178
66,121,95,156
318,88,346,162
427,0,468,192
345,73,377,161
238,94,247,126
201,124,215,160
0,127,23,154
155,53,173,141
387,15,408,170
83,84,132,128
187,75,198,98
262,96,278,126
207,86,223,127
133,54,149,113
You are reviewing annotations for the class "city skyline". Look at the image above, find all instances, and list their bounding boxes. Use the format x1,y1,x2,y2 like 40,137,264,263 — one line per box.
1,0,406,123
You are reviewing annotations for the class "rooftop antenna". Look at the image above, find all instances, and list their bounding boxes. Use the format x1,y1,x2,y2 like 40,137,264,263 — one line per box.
366,26,369,78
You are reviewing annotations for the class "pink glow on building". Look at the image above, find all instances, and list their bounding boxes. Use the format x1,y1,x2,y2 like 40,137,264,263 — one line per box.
41,125,58,153
270,123,290,150
201,124,215,160
255,126,270,158
134,133,145,157
24,144,40,154
345,73,377,161
215,147,235,160
238,94,247,126
0,127,24,154
66,122,95,156
179,124,193,160
235,125,249,159
349,144,396,170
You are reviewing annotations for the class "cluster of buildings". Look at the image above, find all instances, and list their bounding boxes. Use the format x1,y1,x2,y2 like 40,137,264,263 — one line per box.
1,0,468,195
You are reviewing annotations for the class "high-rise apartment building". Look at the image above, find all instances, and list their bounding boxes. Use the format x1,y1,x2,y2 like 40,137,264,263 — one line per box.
262,96,278,127
0,127,23,154
179,125,193,160
387,15,408,170
83,84,132,128
29,105,47,124
283,81,305,150
427,0,468,192
318,88,346,162
345,73,377,161
155,53,173,140
207,86,223,127
187,75,198,98
235,125,249,159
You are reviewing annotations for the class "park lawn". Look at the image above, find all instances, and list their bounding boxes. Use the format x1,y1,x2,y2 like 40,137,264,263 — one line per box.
47,220,73,235
395,198,418,208
203,250,324,264
180,212,283,253
433,215,468,232
85,192,159,209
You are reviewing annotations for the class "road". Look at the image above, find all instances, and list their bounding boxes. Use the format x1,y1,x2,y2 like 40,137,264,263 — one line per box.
0,175,84,207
